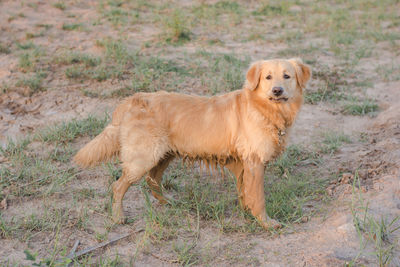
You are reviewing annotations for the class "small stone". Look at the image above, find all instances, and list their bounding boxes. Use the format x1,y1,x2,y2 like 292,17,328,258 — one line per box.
358,169,368,180
341,173,353,184
343,184,353,195
361,186,367,193
326,186,334,196
337,223,355,235
0,198,7,210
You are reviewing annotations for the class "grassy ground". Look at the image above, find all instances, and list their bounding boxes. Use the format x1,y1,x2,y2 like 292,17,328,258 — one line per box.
1,0,400,266
0,117,331,265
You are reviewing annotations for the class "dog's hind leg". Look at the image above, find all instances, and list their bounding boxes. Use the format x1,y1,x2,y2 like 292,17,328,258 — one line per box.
146,155,174,204
225,161,244,209
112,170,136,224
112,132,169,224
112,157,164,224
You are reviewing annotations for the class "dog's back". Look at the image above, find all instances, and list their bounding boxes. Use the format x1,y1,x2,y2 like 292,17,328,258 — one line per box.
73,90,243,167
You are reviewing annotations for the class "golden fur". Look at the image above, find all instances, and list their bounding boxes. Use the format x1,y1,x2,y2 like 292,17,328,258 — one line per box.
74,58,311,229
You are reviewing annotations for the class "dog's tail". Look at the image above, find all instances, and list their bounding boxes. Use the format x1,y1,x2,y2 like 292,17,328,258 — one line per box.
73,124,120,167
73,98,131,168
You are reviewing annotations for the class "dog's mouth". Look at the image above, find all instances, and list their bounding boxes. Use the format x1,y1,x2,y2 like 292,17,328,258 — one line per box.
269,97,288,102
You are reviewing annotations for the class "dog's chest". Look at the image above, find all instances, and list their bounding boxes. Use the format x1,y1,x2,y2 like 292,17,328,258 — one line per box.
236,123,283,163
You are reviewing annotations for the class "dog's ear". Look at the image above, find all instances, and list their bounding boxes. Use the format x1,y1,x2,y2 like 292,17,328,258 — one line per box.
245,61,263,91
289,58,311,89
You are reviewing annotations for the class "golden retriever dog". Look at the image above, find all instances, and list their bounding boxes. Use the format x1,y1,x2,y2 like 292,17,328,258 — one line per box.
74,58,311,230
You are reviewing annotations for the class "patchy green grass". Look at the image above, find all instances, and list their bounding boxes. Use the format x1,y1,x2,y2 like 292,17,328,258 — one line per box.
142,164,257,237
305,66,349,104
92,39,190,94
0,115,111,253
0,42,11,54
192,1,244,27
342,99,379,116
2,0,400,264
16,41,36,50
55,51,101,67
277,44,321,58
0,83,11,94
317,131,352,155
62,23,84,31
162,9,192,44
55,39,191,95
277,30,304,44
16,206,69,241
7,12,25,22
252,2,291,17
35,115,109,144
192,51,249,94
113,50,248,96
18,53,34,72
302,62,377,116
0,113,126,263
22,247,123,266
53,1,66,10
212,1,242,14
0,139,76,198
98,0,141,27
376,63,400,82
65,65,87,80
0,115,108,203
26,31,45,39
35,23,53,30
16,71,47,95
130,144,328,264
136,164,259,264
350,175,400,267
305,65,379,116
265,145,325,223
105,8,128,25
17,46,45,73
105,7,139,26
140,144,325,243
3,202,120,265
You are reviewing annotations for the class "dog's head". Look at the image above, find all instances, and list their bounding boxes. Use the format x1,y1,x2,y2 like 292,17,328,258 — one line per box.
244,58,311,103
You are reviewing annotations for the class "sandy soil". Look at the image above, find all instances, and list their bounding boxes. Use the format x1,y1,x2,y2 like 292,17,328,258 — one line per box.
0,0,399,266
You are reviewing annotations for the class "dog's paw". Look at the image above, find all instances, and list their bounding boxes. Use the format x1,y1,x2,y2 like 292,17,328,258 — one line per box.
152,193,169,205
112,203,126,224
112,215,126,224
158,198,168,205
261,218,282,230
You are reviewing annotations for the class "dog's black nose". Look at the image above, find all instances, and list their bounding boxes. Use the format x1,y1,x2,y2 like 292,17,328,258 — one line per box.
272,87,283,97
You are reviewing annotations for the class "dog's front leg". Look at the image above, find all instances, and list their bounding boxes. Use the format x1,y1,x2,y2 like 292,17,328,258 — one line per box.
243,161,281,230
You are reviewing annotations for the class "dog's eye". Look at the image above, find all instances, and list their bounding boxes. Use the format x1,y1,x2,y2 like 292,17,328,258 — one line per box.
283,74,290,79
266,75,272,80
